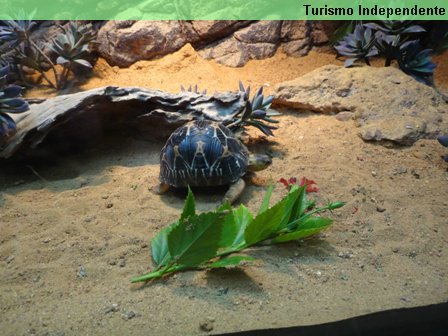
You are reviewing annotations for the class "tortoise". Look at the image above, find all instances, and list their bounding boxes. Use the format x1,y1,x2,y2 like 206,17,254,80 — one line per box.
156,119,272,203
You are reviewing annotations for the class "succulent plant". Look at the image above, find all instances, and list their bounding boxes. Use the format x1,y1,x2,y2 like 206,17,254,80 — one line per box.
335,24,378,67
226,81,279,136
180,84,207,95
437,135,448,162
0,63,29,147
394,41,437,86
435,32,448,54
0,16,36,48
364,21,425,36
50,22,95,70
373,31,402,66
0,17,96,90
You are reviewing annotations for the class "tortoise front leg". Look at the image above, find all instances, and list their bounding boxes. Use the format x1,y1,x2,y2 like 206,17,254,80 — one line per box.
223,178,245,204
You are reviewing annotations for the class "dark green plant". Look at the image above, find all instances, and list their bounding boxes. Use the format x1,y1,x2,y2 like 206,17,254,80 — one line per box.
132,180,345,282
394,41,436,86
437,135,448,162
180,84,207,95
226,81,280,136
0,17,95,90
334,25,378,67
364,21,425,36
329,21,356,46
0,63,29,146
49,21,95,88
435,32,448,54
335,21,438,86
0,15,36,48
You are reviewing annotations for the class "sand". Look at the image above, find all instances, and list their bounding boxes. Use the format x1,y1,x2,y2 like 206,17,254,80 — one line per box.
1,45,447,336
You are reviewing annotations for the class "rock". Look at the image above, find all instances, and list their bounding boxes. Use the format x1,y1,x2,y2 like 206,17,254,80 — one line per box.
181,21,252,47
121,310,136,320
97,21,187,67
274,65,448,145
311,21,342,45
335,112,354,122
97,20,341,67
199,321,214,332
0,87,245,159
198,21,281,67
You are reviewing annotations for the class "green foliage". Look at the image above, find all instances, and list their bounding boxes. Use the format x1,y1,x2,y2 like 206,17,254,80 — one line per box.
334,21,437,86
226,81,280,137
132,183,345,283
0,17,95,90
435,32,448,54
180,84,207,95
334,25,378,67
0,63,29,147
49,22,95,88
394,41,436,86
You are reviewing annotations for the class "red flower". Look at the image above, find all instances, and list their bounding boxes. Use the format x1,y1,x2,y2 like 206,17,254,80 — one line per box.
278,177,319,193
299,177,319,193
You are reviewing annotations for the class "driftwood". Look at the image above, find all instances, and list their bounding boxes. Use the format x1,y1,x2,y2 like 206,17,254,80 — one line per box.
1,86,246,159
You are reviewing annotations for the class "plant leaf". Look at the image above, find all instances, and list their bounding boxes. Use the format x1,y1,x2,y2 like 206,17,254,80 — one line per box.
207,255,256,269
168,212,225,267
56,56,69,65
277,185,303,231
258,184,274,214
180,187,195,223
151,222,176,267
245,196,286,246
74,59,92,68
271,217,333,244
219,204,253,250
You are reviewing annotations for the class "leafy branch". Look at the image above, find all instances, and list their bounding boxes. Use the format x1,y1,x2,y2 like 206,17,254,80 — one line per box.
132,180,345,283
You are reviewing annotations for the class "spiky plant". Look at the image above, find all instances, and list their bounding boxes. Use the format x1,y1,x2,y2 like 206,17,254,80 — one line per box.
335,24,378,67
225,81,279,136
364,21,425,36
394,41,437,86
0,63,29,147
180,84,207,95
49,21,95,87
0,16,36,48
437,135,448,162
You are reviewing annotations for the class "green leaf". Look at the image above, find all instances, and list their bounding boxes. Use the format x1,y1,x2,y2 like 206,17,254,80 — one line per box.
151,222,176,267
180,187,195,223
288,185,307,226
245,198,286,246
207,255,256,269
277,185,303,231
74,59,92,68
217,201,232,213
168,212,225,267
219,204,253,250
258,184,274,214
271,217,333,244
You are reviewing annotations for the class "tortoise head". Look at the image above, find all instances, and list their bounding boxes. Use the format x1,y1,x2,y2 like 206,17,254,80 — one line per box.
247,153,272,172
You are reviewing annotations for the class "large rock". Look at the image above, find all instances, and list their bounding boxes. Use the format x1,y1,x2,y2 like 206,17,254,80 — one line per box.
274,65,448,145
180,21,252,47
97,21,188,67
198,21,281,67
97,20,341,68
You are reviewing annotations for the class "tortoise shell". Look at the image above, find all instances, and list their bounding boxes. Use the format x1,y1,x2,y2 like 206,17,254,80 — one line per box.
159,120,249,187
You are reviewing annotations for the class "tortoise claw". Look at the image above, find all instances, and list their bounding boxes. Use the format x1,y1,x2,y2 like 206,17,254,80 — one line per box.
155,183,170,195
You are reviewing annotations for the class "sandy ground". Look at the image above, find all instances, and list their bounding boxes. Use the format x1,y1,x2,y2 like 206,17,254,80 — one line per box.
1,45,448,336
